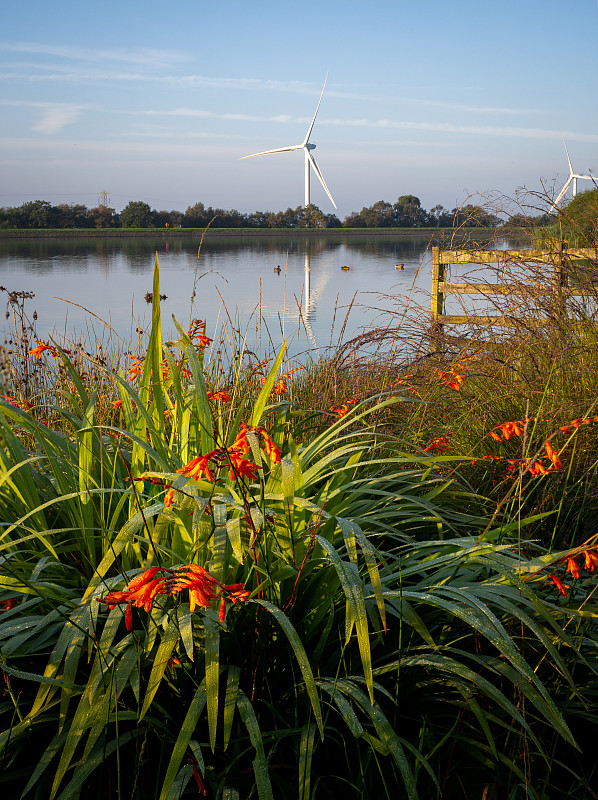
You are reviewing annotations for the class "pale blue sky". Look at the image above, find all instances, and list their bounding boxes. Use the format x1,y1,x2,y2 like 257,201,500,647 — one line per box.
1,0,597,218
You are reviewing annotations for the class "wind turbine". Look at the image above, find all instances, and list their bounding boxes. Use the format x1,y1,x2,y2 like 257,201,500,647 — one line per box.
552,139,595,209
240,76,337,209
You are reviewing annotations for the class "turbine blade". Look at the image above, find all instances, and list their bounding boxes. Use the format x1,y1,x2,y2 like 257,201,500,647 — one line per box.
240,144,302,159
306,149,337,209
554,176,572,206
572,172,595,181
302,73,328,147
562,137,574,176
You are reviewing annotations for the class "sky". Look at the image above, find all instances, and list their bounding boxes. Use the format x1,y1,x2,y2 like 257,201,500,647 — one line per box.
1,0,597,220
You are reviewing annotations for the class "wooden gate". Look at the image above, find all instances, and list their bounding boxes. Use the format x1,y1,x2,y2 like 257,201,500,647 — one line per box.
430,243,598,331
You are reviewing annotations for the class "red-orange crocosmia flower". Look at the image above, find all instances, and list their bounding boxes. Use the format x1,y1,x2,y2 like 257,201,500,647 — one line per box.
549,574,570,597
29,341,53,359
565,557,580,580
230,424,250,455
260,430,281,463
0,598,17,612
526,458,548,477
208,389,232,403
112,399,123,410
177,454,217,483
164,487,175,507
272,378,288,395
100,567,165,613
544,440,563,470
189,758,207,796
171,564,220,613
124,603,133,631
126,357,144,381
227,453,261,482
495,420,524,440
423,436,451,454
437,369,465,391
223,584,250,604
583,550,598,573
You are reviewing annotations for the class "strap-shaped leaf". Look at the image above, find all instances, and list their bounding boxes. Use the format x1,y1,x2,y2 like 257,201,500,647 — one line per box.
204,616,220,752
158,681,206,800
251,599,323,737
140,618,180,720
236,690,274,800
315,534,373,701
223,665,241,751
298,722,317,800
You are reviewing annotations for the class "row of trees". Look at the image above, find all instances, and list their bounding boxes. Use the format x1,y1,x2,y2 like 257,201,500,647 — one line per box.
0,196,505,230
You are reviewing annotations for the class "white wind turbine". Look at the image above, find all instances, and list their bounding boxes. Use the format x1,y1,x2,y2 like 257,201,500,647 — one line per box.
552,139,595,209
240,76,337,209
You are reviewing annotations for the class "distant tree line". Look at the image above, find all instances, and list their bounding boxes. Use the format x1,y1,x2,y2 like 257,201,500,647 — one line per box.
0,195,539,231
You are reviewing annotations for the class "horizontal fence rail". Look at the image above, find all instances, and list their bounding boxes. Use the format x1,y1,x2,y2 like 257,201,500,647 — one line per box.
431,245,598,332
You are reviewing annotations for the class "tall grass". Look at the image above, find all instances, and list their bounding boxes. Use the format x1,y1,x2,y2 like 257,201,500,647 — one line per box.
0,255,596,799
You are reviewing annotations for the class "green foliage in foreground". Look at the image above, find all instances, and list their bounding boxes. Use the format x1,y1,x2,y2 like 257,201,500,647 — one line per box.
0,259,597,799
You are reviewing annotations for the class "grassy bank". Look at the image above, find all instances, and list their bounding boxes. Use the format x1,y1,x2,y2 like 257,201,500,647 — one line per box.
0,252,596,799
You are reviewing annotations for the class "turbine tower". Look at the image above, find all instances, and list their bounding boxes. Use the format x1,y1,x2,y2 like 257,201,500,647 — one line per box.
240,76,336,209
552,140,594,209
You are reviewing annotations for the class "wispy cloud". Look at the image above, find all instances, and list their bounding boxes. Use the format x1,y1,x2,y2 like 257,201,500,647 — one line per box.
0,56,537,116
141,106,598,144
0,41,190,67
0,100,86,133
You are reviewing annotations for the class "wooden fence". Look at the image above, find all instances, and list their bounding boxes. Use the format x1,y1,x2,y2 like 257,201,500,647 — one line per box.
430,244,598,331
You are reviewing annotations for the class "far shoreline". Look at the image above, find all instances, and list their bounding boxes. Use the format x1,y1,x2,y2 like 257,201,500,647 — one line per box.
0,226,523,241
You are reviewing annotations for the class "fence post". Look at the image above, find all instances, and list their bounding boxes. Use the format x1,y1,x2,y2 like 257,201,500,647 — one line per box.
430,246,445,351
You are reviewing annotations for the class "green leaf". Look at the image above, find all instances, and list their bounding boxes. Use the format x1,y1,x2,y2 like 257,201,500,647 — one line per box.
236,690,274,800
158,681,206,800
251,599,323,737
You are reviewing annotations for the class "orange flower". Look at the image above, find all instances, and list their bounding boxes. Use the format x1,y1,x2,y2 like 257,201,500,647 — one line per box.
100,564,248,622
583,550,598,573
526,458,548,477
169,563,220,612
29,341,53,359
329,400,357,418
112,399,123,410
227,452,261,482
223,583,250,604
188,319,213,348
549,574,570,597
100,567,165,612
495,420,525,440
260,430,281,463
177,454,217,483
423,435,450,454
164,487,175,507
544,440,563,470
126,357,144,381
208,389,232,403
189,758,207,796
0,598,17,612
565,557,580,580
230,424,250,454
272,377,288,395
437,369,465,391
230,424,281,463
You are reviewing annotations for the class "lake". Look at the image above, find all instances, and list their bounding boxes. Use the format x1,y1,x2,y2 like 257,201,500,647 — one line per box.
0,232,519,359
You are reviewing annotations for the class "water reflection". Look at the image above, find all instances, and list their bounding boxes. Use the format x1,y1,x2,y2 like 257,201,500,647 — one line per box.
0,233,518,355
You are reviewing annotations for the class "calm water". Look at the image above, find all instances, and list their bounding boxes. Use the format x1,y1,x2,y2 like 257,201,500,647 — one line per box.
0,233,517,357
